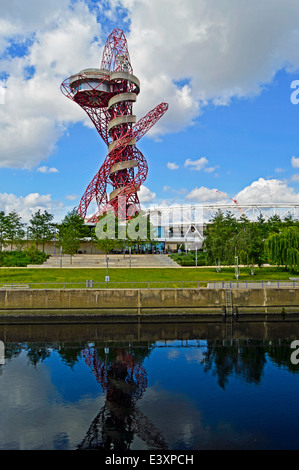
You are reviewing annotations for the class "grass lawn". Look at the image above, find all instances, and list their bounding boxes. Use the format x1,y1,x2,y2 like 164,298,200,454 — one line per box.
0,266,295,287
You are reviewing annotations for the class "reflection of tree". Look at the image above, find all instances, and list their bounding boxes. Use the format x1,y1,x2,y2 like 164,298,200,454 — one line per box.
58,346,83,368
266,341,299,373
3,344,23,360
203,341,267,389
26,343,51,366
77,345,168,450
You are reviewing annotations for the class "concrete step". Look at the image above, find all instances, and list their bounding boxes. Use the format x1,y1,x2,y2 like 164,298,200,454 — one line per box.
29,254,180,268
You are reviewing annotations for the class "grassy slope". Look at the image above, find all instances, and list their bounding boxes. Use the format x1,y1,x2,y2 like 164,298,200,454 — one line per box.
0,266,294,284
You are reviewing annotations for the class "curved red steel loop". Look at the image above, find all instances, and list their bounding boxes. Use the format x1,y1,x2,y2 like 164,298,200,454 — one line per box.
61,28,168,221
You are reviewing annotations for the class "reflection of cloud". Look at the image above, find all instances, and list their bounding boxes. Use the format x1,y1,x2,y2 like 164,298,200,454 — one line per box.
0,348,269,450
137,385,202,449
184,348,206,363
167,349,180,360
0,352,103,450
139,385,267,450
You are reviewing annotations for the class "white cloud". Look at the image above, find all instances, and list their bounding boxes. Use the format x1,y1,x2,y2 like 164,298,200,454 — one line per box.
184,157,208,171
139,185,156,203
66,194,78,200
235,177,299,203
291,174,299,182
0,0,103,169
121,0,299,136
291,156,299,168
184,177,299,204
167,162,179,170
0,82,6,105
2,0,299,168
204,166,219,173
0,192,64,222
185,186,224,202
37,166,59,173
163,185,170,191
171,188,188,195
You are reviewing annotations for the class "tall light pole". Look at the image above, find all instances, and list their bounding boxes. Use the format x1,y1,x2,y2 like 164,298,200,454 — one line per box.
106,256,109,288
234,228,245,279
235,256,239,281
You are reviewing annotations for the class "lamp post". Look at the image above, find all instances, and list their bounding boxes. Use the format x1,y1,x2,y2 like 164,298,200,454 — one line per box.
106,256,109,288
234,228,245,279
235,255,239,281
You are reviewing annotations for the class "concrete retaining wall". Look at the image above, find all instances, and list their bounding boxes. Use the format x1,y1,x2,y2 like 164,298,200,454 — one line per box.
0,288,298,318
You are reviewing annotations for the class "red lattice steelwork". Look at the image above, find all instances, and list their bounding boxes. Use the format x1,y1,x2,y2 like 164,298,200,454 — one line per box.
61,28,168,222
82,346,148,402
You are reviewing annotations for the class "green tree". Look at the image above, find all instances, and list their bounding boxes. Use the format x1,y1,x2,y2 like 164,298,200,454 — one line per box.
283,214,295,226
4,210,25,250
235,223,264,271
266,214,283,234
203,210,238,268
28,209,54,251
94,211,158,255
256,213,269,241
265,226,299,272
126,212,158,253
0,211,6,251
94,212,123,254
57,208,88,263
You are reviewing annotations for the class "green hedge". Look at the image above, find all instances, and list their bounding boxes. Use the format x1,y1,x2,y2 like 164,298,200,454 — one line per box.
0,249,49,267
169,251,208,266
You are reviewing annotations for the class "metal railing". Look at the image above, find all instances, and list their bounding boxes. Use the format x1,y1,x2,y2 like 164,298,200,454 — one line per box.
207,281,299,289
0,281,205,289
1,280,299,289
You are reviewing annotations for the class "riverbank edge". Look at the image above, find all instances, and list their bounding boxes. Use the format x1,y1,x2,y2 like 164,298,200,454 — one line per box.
0,287,298,320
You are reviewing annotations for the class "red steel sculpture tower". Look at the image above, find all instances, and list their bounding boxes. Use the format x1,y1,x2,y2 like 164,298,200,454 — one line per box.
61,28,168,222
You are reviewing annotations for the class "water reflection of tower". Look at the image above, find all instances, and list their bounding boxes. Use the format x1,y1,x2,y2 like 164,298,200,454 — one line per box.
78,345,168,450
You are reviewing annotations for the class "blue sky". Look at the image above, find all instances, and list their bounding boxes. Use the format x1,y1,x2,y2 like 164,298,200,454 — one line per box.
1,0,299,221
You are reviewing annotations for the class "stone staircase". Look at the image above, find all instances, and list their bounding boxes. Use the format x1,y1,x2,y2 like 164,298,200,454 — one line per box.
28,253,180,268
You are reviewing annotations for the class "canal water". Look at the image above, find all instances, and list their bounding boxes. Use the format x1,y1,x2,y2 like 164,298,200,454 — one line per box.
0,318,299,450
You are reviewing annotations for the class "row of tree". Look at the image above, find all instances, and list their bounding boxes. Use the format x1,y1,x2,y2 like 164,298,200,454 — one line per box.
2,206,299,271
0,208,158,260
4,339,297,387
0,209,54,251
203,210,299,272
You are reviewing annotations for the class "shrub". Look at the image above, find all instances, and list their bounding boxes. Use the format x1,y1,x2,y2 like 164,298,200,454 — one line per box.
169,251,207,266
0,249,49,267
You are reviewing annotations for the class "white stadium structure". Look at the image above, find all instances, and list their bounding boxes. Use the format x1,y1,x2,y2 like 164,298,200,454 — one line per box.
145,202,299,251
